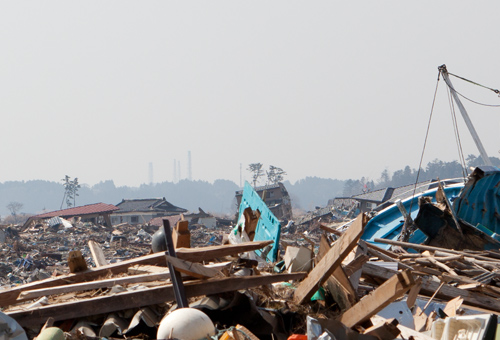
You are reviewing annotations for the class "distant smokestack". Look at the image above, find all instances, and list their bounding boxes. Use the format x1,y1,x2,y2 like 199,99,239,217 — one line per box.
149,162,153,185
188,151,192,181
178,160,181,181
173,159,177,183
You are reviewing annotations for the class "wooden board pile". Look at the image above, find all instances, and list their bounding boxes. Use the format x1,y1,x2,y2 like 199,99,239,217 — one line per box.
3,213,500,340
1,240,304,338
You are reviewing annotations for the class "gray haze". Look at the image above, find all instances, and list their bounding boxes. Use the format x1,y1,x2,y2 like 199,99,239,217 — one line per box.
1,2,500,188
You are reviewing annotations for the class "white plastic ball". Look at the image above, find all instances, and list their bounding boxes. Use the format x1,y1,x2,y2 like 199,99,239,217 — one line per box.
157,308,216,340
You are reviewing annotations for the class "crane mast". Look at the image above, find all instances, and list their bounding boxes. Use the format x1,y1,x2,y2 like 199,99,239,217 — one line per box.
438,64,493,167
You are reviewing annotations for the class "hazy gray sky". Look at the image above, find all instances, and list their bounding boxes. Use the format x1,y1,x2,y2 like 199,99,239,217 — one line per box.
2,2,500,187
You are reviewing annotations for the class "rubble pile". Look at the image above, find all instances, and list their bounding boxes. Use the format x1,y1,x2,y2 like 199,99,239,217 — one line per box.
0,212,497,340
3,172,500,340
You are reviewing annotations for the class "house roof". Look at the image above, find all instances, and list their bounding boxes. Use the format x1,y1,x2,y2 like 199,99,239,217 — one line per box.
33,203,119,219
235,182,284,196
374,179,462,210
115,198,187,214
350,178,463,211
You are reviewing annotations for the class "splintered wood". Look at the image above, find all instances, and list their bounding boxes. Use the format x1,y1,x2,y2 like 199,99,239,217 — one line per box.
294,213,368,304
340,269,415,328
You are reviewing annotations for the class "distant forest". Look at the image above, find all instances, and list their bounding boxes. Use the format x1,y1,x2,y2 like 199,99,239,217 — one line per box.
1,155,498,220
342,155,500,197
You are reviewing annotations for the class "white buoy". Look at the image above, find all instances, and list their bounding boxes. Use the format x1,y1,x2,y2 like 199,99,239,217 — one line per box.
157,308,215,340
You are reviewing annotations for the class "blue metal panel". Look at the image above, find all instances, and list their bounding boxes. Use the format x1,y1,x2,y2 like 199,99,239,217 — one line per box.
237,182,281,262
361,184,464,249
454,166,500,234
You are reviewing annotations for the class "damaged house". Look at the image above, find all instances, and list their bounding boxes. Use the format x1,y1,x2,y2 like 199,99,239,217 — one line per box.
111,198,187,225
235,182,292,221
23,202,119,229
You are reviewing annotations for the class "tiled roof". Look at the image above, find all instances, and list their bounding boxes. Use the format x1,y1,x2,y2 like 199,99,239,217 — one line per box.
351,180,447,203
352,188,392,203
384,179,462,204
33,203,119,219
115,198,187,213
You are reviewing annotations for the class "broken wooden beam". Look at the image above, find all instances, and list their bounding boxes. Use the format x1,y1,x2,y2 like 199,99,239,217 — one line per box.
8,272,306,328
363,318,400,340
362,262,500,313
88,240,107,267
374,238,500,263
164,255,222,279
17,262,232,301
0,240,273,307
371,315,436,340
339,269,415,328
293,213,367,304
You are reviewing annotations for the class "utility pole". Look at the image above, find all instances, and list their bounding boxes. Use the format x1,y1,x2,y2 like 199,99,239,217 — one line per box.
439,64,493,166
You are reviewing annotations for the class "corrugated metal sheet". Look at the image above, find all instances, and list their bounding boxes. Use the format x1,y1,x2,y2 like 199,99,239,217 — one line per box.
454,166,500,234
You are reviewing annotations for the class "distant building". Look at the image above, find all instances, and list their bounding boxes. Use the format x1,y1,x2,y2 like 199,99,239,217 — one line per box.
235,182,292,221
24,202,119,229
336,179,463,215
148,208,217,230
111,198,187,225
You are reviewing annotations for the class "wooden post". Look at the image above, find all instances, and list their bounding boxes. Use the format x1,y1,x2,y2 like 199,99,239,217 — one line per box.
68,251,87,273
172,220,190,248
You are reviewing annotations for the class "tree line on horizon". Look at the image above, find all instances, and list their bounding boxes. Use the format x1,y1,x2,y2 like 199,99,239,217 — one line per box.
341,154,500,197
1,155,497,222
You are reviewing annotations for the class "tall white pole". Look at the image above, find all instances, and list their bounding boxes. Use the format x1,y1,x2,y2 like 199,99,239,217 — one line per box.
439,65,493,166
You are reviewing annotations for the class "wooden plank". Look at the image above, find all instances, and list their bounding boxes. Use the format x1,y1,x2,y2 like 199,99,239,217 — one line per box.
88,241,107,267
443,296,463,317
319,234,355,309
294,214,367,304
8,272,306,328
173,220,190,249
371,315,436,340
363,318,400,340
128,265,171,275
0,240,272,307
416,251,457,275
344,254,370,277
175,240,273,262
374,238,500,263
339,269,415,328
321,225,397,260
332,266,358,301
362,262,500,313
164,255,222,279
317,234,330,262
319,233,358,303
367,244,413,270
406,277,423,309
18,262,232,301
